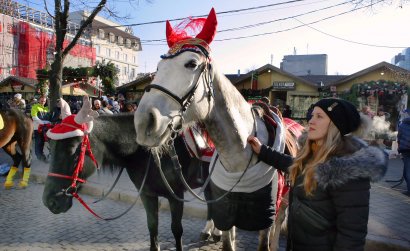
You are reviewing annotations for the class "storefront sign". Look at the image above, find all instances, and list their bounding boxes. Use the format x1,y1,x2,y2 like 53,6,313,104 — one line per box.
272,82,295,90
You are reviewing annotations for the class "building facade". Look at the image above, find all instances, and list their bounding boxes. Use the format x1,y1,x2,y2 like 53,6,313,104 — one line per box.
280,54,328,76
0,0,95,81
69,11,142,87
392,47,410,71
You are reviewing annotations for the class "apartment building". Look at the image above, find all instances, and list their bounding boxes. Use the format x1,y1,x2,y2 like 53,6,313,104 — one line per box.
0,0,95,81
69,11,142,86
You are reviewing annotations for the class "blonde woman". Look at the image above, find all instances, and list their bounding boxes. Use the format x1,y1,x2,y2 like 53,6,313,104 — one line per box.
248,98,388,251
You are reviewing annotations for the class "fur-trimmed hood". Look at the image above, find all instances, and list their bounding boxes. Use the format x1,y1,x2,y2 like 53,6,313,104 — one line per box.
315,142,388,189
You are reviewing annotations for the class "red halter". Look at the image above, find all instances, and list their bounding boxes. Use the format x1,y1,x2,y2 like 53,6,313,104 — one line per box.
47,132,105,219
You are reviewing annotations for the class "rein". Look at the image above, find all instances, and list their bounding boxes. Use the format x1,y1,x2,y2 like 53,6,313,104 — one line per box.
154,108,259,204
47,134,150,221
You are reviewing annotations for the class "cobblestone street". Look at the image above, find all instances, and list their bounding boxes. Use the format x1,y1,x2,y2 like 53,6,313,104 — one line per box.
0,177,286,251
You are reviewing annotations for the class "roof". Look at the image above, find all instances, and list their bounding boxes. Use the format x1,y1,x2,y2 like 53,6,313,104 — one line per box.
298,75,347,87
225,74,244,83
0,76,37,87
231,64,317,87
117,73,155,91
333,61,410,85
90,18,140,42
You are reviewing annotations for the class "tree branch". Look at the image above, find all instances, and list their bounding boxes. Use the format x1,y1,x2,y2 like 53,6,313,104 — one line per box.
44,0,55,19
62,0,107,57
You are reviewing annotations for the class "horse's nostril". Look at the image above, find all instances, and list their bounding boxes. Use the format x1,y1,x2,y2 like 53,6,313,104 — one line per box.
147,108,160,136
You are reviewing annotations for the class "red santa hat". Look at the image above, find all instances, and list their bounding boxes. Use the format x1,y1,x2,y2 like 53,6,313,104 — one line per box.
46,114,92,140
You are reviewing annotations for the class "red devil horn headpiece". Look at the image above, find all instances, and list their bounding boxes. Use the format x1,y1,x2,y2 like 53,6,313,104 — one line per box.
196,8,217,44
163,8,217,59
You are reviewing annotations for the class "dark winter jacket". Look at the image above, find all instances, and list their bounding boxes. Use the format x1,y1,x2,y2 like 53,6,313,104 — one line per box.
287,137,388,251
398,117,410,153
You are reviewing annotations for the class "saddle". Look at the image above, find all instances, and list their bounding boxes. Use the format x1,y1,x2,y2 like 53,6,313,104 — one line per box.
182,123,215,185
253,102,289,214
182,123,215,163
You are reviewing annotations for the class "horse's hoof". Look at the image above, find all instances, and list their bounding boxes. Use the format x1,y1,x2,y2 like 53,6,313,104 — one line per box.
200,232,211,241
212,234,221,242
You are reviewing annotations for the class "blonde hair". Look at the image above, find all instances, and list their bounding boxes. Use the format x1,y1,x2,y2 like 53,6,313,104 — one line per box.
289,122,342,195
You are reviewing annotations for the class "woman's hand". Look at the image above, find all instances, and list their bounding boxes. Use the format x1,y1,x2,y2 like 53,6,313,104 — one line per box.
247,135,262,154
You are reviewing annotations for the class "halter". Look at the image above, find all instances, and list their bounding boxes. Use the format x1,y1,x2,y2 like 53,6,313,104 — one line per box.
47,125,149,221
48,134,98,197
144,52,214,141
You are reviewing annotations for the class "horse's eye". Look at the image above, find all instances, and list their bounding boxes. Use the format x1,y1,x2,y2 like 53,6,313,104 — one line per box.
184,60,198,69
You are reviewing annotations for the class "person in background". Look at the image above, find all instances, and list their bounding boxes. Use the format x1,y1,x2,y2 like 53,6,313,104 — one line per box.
101,100,114,114
31,96,50,163
123,102,136,113
282,105,292,118
248,98,388,251
361,105,375,119
397,109,410,196
93,99,105,115
10,93,26,112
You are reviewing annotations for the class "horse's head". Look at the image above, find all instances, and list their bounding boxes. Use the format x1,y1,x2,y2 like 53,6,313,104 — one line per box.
42,96,99,214
134,8,217,148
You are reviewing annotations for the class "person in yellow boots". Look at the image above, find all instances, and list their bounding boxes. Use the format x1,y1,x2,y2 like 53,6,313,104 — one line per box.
4,166,31,189
4,166,18,189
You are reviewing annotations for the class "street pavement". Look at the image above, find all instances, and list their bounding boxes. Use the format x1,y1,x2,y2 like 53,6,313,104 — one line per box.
0,149,284,251
1,148,410,251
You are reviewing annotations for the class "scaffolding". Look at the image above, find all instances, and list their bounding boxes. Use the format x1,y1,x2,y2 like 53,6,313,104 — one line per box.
0,0,86,37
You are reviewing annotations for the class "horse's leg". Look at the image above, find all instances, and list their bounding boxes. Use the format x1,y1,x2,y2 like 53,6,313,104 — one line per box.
140,194,160,251
258,227,271,251
200,219,214,241
221,228,235,251
269,194,289,251
17,129,33,189
3,142,20,189
168,197,184,251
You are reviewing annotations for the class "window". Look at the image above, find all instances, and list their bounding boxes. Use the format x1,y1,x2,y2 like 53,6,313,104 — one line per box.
117,36,123,45
96,45,100,55
106,48,111,57
123,66,128,75
133,56,136,64
98,29,105,39
115,51,120,59
109,33,115,43
125,38,131,48
130,68,135,78
123,54,128,62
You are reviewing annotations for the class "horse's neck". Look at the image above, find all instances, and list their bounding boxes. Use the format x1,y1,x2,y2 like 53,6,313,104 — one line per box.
90,115,139,159
203,73,268,172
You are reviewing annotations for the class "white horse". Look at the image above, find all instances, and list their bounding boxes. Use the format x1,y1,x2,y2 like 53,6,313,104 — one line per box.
134,8,296,251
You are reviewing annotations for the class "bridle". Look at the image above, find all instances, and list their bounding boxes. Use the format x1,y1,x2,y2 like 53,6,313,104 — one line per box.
47,126,147,221
48,134,98,197
144,53,214,143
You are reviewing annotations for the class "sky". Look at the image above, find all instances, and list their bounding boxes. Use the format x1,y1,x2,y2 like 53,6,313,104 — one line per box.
20,0,410,76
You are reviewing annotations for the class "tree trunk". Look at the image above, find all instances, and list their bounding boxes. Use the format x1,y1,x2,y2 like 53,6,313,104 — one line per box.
49,53,64,110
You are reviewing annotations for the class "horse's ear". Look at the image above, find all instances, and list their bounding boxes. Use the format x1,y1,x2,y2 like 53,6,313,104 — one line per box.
166,20,175,48
196,8,217,45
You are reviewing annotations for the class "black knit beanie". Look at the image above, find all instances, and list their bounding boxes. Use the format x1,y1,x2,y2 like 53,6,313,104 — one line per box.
313,98,360,136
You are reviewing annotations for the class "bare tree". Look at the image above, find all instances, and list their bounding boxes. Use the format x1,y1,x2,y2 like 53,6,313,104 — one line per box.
47,0,106,109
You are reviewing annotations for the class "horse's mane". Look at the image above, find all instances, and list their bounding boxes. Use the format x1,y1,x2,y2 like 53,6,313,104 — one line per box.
90,113,141,170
